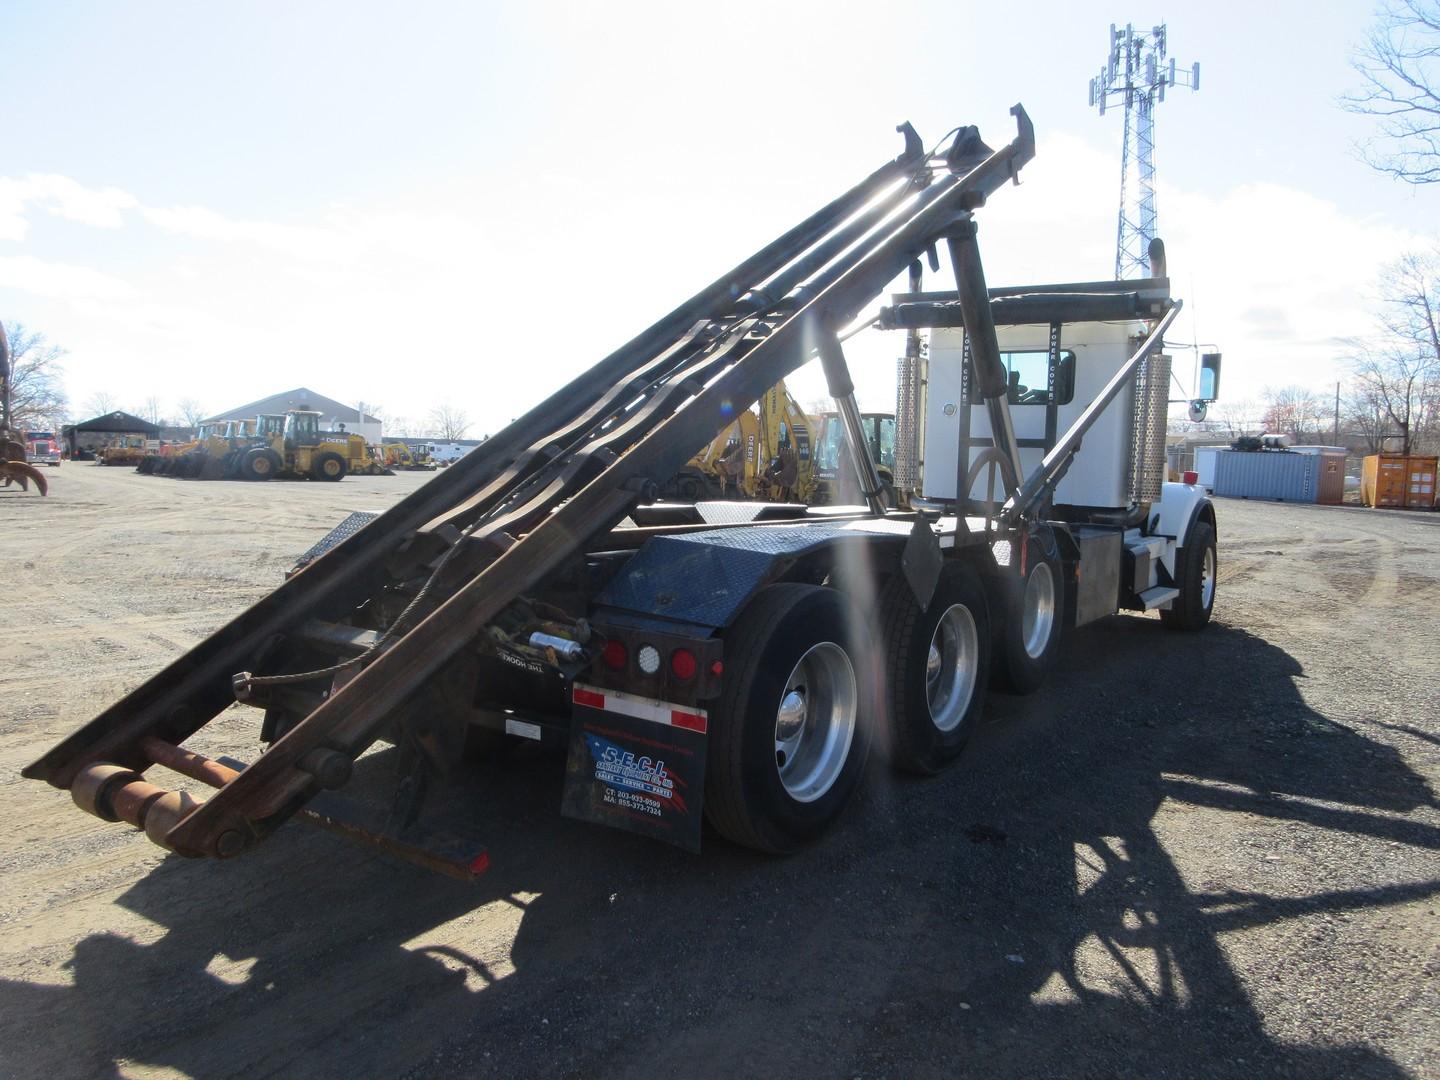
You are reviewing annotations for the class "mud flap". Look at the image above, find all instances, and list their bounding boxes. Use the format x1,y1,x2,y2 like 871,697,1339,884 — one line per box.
561,683,707,852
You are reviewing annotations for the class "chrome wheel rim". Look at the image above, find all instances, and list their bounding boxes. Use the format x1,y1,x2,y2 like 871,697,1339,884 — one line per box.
926,603,979,732
773,642,857,803
1021,562,1056,660
1201,545,1216,609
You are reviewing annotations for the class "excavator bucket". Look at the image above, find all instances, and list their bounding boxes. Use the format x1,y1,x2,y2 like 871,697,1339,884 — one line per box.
1,459,47,495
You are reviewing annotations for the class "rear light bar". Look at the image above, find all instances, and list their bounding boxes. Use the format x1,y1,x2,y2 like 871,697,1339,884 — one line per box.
586,622,722,704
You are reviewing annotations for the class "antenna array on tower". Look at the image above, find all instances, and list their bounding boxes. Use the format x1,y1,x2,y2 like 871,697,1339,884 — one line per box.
1089,23,1200,280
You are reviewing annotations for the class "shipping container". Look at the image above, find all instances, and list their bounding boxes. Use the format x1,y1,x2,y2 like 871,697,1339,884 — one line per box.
1361,454,1438,509
1213,450,1319,503
1316,453,1345,505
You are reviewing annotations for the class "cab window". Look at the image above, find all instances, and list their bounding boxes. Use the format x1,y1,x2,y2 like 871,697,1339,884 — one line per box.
997,350,1076,406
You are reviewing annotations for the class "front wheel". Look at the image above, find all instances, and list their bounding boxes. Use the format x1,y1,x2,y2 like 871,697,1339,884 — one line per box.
1161,519,1216,631
311,451,347,482
706,584,876,853
880,565,991,774
241,447,280,481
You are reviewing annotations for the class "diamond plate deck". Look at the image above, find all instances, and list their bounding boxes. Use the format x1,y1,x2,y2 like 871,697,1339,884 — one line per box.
596,520,912,629
292,511,380,573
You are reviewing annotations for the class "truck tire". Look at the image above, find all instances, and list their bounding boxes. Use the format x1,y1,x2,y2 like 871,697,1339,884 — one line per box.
706,583,875,853
879,565,990,774
312,451,347,482
1161,520,1216,631
241,447,280,481
990,534,1064,694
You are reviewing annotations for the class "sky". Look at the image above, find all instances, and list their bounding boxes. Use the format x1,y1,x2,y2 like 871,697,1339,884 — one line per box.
2,0,1435,435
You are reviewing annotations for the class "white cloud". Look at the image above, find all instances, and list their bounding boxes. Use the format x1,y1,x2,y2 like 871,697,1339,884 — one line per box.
0,175,138,240
0,254,136,301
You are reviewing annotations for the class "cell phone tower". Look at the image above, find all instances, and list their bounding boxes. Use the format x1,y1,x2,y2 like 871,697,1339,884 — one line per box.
1089,23,1199,279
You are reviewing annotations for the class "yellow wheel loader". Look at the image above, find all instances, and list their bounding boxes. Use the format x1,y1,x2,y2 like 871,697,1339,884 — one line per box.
238,410,376,482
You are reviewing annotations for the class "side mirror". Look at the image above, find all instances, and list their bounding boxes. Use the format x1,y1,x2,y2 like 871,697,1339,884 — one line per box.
1199,352,1222,401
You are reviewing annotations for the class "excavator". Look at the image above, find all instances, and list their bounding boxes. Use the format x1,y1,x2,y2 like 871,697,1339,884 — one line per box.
382,442,438,471
667,379,816,501
811,410,897,505
0,323,50,496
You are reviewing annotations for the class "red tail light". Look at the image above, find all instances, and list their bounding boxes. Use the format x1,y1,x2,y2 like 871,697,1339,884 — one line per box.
601,641,628,670
670,648,697,680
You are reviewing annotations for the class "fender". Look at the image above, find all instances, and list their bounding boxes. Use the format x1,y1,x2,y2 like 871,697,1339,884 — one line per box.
1147,481,1215,578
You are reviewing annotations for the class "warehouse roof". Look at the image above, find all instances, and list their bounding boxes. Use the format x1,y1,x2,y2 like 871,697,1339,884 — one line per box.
202,388,379,425
64,411,161,434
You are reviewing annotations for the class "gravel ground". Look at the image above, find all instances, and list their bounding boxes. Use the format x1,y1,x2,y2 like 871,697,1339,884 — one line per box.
0,465,1436,1079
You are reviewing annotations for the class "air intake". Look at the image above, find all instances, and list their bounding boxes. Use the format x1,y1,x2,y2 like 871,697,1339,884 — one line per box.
1128,350,1171,503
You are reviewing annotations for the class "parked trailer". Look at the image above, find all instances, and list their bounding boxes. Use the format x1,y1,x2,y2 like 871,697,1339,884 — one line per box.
23,107,1218,878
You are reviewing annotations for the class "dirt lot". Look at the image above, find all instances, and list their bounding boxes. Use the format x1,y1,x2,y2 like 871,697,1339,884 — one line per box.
1,464,1437,1079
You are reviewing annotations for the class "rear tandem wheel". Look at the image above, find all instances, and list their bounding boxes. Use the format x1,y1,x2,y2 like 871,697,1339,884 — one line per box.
990,532,1064,694
705,583,876,853
879,564,991,774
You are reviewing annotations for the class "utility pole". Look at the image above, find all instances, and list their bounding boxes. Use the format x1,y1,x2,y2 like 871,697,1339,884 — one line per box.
1090,23,1200,280
1333,381,1340,445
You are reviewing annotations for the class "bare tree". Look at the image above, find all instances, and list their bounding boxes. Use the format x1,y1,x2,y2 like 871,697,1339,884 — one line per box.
1342,0,1440,184
1209,398,1261,440
83,391,121,417
1345,251,1440,453
803,396,833,417
428,404,471,441
1261,386,1327,441
2,322,69,432
177,397,207,427
136,396,165,425
1343,379,1396,453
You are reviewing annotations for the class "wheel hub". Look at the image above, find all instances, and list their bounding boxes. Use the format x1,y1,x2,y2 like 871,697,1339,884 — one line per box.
775,689,807,747
773,642,857,803
926,603,979,733
1020,561,1056,660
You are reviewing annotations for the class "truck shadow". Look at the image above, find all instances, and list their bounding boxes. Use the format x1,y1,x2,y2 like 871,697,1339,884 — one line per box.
2,618,1436,1078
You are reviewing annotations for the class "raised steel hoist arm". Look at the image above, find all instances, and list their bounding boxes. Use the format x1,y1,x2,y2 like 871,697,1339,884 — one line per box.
26,107,1035,866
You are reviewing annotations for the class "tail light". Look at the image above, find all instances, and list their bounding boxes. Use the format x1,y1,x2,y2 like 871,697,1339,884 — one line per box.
670,648,697,680
601,641,628,670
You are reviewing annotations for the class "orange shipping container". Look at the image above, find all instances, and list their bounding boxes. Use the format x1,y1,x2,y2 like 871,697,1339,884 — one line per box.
1361,454,1438,509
